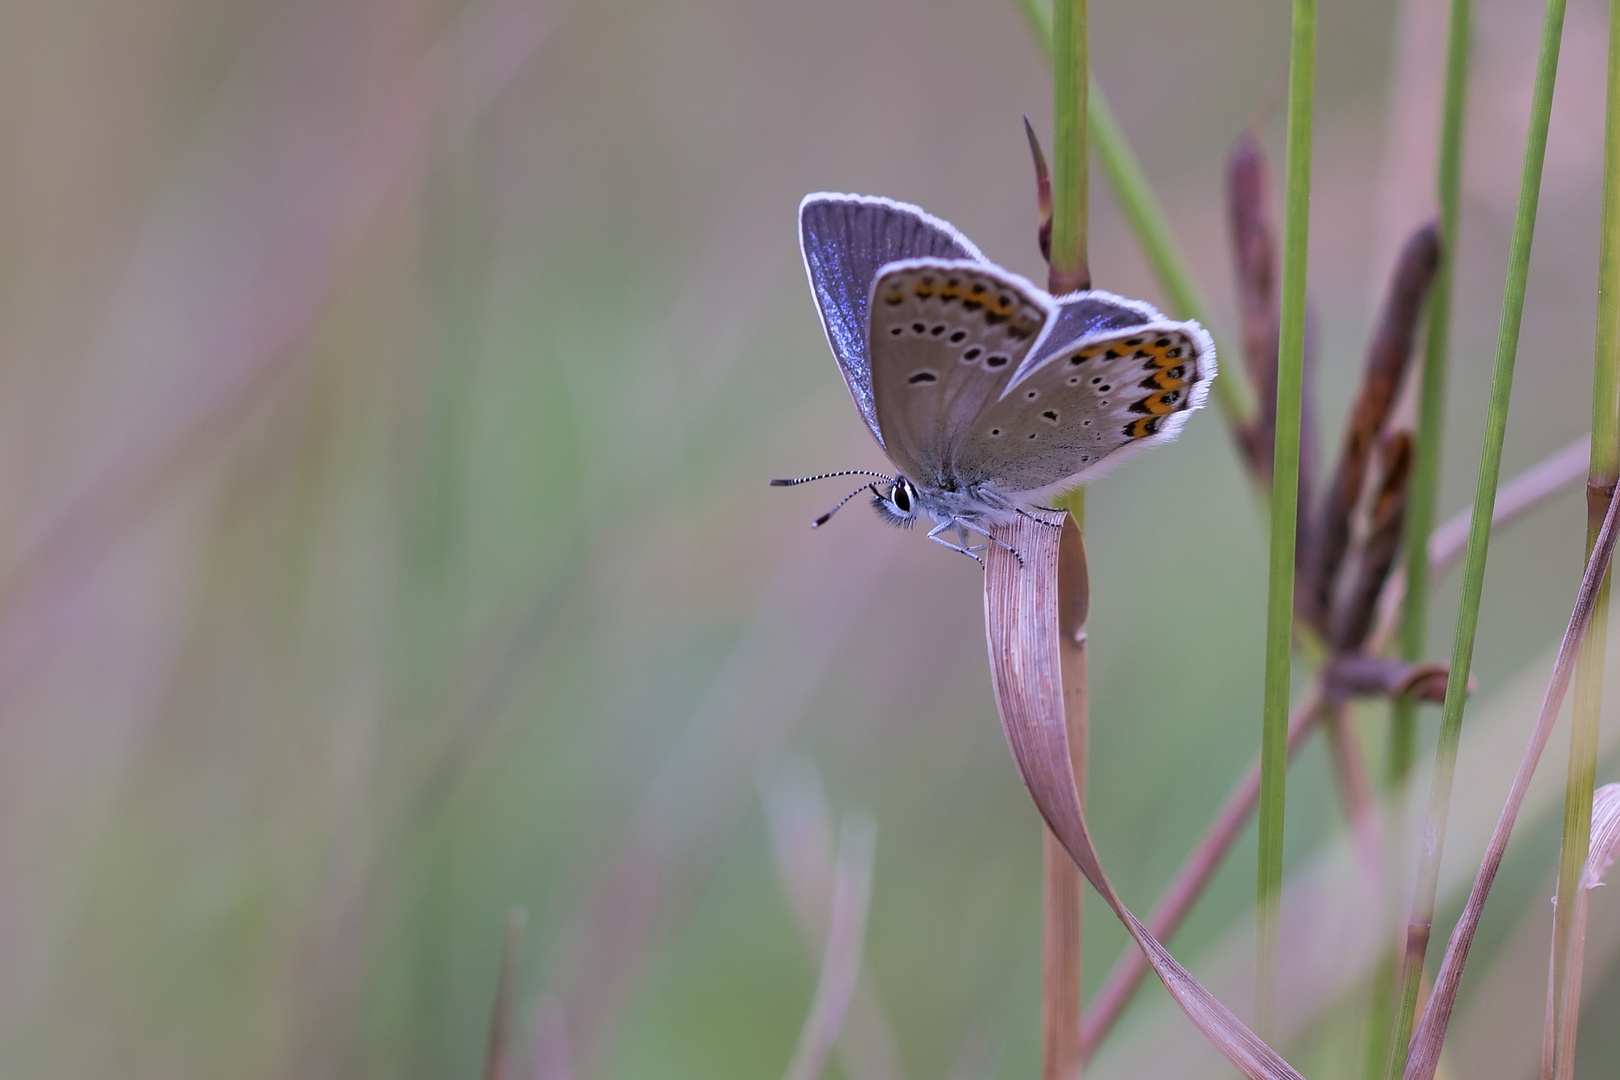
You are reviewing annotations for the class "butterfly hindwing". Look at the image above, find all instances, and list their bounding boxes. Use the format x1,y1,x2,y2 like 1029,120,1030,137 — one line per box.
1023,289,1165,369
867,258,1054,484
799,194,986,446
953,300,1216,498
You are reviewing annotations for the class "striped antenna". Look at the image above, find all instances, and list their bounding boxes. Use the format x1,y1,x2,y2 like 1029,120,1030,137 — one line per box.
770,469,893,487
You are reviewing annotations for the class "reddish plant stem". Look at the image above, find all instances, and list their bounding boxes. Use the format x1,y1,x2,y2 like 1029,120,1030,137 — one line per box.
1041,537,1088,1080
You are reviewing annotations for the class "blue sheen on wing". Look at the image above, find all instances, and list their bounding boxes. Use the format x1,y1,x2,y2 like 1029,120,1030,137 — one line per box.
799,194,984,446
1026,291,1159,370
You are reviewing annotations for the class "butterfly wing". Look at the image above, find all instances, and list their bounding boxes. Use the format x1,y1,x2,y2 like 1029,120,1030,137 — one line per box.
799,194,987,446
866,258,1055,483
952,289,1216,498
1027,289,1168,366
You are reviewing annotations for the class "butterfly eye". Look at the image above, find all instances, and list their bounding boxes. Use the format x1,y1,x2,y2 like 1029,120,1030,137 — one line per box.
890,480,914,515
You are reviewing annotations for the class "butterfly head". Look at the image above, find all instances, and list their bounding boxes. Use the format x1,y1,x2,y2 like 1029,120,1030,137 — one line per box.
871,476,921,528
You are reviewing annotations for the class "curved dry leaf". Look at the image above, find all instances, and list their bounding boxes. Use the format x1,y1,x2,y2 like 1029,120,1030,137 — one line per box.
984,514,1305,1080
1582,782,1620,890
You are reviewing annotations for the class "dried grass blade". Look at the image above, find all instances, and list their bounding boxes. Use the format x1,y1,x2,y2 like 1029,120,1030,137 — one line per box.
1402,482,1620,1080
783,816,879,1080
763,761,908,1080
985,515,1304,1080
1543,783,1620,1080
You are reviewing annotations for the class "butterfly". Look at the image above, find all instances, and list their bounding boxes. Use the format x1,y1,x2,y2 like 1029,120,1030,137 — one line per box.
774,193,1217,563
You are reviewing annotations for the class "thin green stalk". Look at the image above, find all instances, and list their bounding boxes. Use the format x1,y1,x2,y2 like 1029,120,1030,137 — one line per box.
1255,0,1315,1041
1385,0,1570,1075
1392,0,1472,788
1369,3,1471,1075
1049,0,1088,294
1548,1,1620,1072
1013,0,1258,428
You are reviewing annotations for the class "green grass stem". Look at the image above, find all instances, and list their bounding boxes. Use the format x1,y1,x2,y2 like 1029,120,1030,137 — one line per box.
1255,0,1316,1041
1547,1,1620,1072
1013,0,1258,428
1046,8,1089,1079
1369,3,1471,1074
1391,0,1472,788
1049,0,1089,294
1385,0,1570,1075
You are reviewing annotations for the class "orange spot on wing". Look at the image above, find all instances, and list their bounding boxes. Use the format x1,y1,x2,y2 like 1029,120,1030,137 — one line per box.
1141,390,1182,415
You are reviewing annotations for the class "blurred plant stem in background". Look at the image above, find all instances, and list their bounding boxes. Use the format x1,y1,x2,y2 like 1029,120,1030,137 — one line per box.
1254,0,1315,1042
1387,0,1570,1073
1390,0,1471,802
1368,3,1471,1071
1546,0,1620,1073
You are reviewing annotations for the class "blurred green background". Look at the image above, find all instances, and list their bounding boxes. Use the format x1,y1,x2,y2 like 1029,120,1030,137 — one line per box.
1,0,1618,1076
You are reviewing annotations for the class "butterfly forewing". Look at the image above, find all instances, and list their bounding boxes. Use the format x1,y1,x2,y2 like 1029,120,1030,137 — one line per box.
953,318,1216,496
799,194,986,447
867,258,1054,484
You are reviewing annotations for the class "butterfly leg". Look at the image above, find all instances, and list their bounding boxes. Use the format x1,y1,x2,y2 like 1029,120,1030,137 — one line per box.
955,519,1025,567
925,521,987,566
1015,505,1067,529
